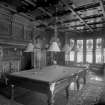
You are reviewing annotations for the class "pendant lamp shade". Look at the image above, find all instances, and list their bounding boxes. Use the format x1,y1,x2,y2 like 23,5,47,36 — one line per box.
48,7,61,52
24,43,34,52
48,41,60,52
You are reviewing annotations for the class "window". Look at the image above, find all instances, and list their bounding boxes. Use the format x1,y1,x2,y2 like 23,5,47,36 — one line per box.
86,51,93,63
77,40,83,63
104,48,105,63
70,51,75,61
86,39,93,63
68,37,104,64
69,39,75,61
96,38,102,63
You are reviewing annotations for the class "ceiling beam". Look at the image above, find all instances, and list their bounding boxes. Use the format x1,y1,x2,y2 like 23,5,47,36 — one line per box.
34,1,105,21
24,0,35,6
45,11,103,27
18,13,50,28
56,15,103,28
61,0,93,32
62,14,102,24
36,19,55,29
36,7,56,29
0,3,17,13
37,7,66,30
99,0,105,19
74,2,100,11
70,21,105,28
38,7,52,17
59,26,105,32
19,13,35,21
16,1,55,29
38,7,67,28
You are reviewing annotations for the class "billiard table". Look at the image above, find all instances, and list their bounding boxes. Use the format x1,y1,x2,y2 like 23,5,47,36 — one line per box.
6,65,87,105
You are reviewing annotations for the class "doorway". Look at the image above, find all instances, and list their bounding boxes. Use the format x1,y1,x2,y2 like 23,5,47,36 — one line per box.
21,52,33,70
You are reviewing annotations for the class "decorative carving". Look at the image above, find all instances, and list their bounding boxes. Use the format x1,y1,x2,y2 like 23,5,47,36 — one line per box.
50,82,56,94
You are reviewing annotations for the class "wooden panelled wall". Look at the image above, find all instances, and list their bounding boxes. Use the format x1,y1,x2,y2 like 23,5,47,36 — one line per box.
0,7,34,76
0,9,33,41
0,6,66,73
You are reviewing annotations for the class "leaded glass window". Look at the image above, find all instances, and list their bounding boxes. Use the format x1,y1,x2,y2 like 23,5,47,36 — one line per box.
77,40,83,63
86,39,93,63
70,39,74,50
70,51,75,61
69,39,75,61
96,38,102,63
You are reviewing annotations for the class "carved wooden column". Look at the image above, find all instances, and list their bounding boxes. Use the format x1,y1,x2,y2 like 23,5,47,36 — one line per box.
11,84,15,101
48,83,56,105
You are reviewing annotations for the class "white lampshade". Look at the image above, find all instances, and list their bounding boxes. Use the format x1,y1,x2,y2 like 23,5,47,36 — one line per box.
48,41,60,52
24,43,34,52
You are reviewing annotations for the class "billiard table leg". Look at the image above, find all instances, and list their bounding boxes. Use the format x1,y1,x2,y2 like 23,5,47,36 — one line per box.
83,76,86,84
48,91,55,105
65,85,69,104
84,70,87,85
11,84,15,101
76,78,80,90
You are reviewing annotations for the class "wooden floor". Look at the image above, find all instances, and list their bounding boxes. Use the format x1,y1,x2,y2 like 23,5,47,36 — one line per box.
0,73,105,105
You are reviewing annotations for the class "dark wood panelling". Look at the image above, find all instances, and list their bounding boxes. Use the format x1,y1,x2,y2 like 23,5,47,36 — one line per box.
24,27,32,41
0,14,11,37
0,7,33,42
12,22,24,40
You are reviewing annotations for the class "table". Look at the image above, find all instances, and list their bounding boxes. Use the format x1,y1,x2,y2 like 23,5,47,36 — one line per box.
6,65,87,105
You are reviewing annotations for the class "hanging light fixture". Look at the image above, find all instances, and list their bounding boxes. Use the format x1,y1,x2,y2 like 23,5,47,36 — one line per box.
24,42,34,52
48,7,60,52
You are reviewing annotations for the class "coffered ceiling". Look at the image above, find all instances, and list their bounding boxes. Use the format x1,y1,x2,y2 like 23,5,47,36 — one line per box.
1,0,105,32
